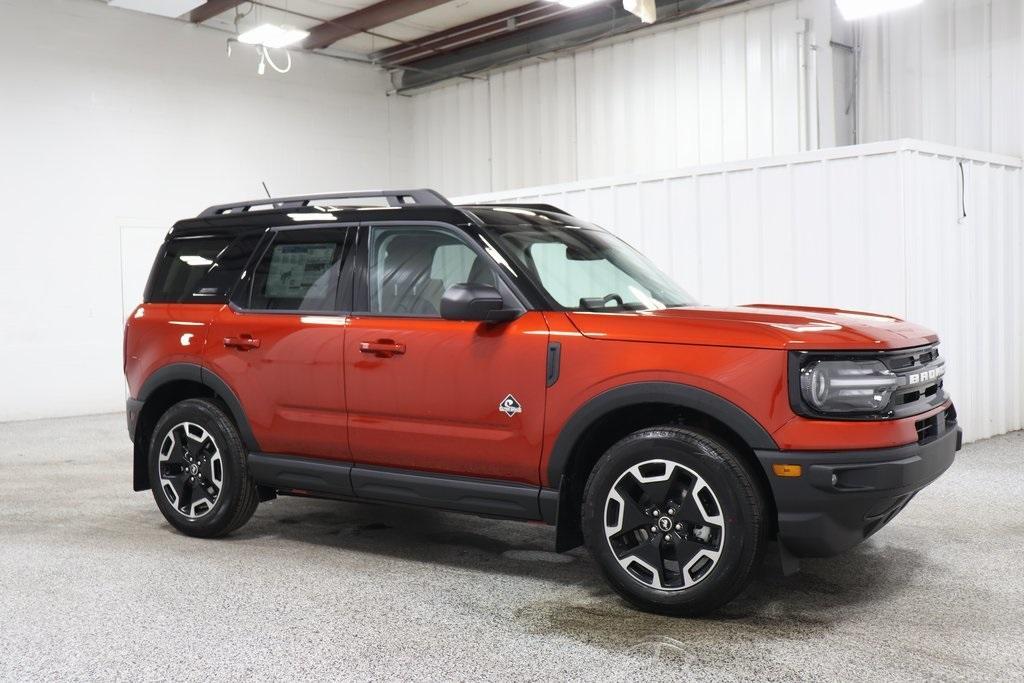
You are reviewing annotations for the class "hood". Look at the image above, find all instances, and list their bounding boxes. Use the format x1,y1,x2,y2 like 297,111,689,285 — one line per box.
566,304,938,351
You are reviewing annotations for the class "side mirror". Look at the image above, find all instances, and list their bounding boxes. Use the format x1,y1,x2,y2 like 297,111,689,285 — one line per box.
440,283,521,323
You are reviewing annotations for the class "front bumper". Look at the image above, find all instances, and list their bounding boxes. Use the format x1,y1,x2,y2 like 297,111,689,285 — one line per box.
755,408,961,557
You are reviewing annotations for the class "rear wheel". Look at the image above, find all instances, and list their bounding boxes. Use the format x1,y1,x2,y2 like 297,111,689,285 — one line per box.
582,425,767,616
149,398,258,538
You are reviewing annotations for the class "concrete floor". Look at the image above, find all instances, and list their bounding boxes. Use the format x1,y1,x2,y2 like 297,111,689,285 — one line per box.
1,414,1022,681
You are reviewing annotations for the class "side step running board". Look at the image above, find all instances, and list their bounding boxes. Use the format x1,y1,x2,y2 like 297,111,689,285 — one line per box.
248,452,557,523
249,453,354,496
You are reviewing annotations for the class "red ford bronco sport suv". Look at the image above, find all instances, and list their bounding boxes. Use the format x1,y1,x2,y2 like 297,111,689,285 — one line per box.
124,189,961,615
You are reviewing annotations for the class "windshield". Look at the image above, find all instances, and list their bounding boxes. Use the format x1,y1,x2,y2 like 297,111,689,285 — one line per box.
488,222,695,312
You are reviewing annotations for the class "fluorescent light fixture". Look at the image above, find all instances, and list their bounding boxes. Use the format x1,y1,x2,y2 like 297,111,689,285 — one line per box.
238,24,310,49
547,0,604,8
836,0,924,21
179,255,213,267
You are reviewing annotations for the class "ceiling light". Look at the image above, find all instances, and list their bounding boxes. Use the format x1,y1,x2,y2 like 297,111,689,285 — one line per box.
548,0,604,8
836,0,924,21
238,24,310,49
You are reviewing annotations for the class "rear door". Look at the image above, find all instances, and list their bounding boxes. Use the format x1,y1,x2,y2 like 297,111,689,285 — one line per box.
343,222,550,484
204,224,354,460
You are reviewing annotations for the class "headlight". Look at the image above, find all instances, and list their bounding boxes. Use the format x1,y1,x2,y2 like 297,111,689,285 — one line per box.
798,359,898,414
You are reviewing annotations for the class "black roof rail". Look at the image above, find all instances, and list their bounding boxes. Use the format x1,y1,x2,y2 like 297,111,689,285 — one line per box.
198,188,451,218
464,202,572,217
508,203,572,216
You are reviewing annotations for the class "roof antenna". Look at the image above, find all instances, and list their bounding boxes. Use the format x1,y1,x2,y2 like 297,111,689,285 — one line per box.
261,181,272,199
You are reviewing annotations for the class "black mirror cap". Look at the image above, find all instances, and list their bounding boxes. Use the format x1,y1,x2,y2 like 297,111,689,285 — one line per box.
440,283,521,323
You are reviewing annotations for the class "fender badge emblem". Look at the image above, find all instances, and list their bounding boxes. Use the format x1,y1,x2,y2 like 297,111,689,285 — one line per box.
499,394,522,417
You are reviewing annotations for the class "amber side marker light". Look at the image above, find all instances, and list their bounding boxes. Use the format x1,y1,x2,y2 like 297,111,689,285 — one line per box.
772,464,803,477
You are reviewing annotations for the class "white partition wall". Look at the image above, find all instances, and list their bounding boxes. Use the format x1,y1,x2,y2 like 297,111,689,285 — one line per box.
457,139,1023,443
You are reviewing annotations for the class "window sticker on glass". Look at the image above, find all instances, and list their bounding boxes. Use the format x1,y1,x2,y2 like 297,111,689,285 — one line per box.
265,244,336,298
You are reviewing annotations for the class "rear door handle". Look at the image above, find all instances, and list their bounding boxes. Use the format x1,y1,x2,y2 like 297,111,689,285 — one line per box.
359,340,406,358
224,335,261,350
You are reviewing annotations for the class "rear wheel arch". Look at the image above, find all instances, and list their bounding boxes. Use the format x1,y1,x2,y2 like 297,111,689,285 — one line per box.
132,363,259,491
548,382,778,552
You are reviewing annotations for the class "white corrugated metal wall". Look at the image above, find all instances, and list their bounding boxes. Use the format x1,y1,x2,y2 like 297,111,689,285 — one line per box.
404,0,1024,193
457,140,1023,444
857,0,1024,158
407,0,829,197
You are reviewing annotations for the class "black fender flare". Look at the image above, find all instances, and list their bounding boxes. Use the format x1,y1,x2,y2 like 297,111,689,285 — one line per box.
135,362,260,452
546,381,778,488
137,362,202,402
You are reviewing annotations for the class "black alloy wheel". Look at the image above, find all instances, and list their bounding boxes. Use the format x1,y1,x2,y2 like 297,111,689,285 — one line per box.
582,425,767,616
149,398,259,538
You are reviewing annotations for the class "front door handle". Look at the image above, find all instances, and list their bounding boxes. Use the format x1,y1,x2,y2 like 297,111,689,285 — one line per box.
224,335,261,350
359,340,406,358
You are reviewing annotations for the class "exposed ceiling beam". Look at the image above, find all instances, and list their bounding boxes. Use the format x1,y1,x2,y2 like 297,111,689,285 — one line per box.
188,0,245,23
374,1,575,66
303,0,453,51
396,0,745,92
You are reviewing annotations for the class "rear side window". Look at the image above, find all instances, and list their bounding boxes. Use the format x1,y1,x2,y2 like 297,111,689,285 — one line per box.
242,228,349,312
146,234,260,303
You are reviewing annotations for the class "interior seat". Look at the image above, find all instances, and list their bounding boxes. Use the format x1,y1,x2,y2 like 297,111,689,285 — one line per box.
380,236,444,315
466,255,497,287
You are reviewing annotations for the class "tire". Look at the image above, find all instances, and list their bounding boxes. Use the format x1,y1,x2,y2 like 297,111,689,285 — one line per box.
149,398,259,538
582,425,767,616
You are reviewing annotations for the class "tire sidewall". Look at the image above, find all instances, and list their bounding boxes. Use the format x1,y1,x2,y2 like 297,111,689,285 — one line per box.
582,427,762,613
149,398,248,537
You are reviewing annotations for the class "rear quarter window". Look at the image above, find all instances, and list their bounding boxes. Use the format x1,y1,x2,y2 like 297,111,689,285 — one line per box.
146,234,260,303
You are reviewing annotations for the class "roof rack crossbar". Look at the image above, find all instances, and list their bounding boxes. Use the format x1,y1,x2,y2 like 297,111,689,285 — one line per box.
198,188,451,217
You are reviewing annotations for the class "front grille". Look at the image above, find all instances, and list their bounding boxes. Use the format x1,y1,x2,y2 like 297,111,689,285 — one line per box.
888,346,939,370
878,344,948,419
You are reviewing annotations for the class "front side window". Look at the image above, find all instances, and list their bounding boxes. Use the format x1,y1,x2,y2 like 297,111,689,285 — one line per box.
367,226,498,317
490,224,694,311
246,229,348,311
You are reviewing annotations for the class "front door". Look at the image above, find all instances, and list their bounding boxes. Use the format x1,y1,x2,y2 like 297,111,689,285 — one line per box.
204,225,353,460
344,223,549,484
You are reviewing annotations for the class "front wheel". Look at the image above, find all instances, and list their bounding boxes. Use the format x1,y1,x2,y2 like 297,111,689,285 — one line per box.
582,425,767,616
149,398,259,538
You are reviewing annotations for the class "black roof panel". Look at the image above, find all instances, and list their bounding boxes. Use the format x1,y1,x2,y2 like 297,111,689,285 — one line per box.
168,201,585,239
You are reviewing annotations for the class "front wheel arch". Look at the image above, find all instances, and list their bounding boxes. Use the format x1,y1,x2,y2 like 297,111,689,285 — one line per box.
548,383,777,552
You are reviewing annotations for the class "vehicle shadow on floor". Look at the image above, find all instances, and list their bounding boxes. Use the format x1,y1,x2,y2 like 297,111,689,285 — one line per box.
228,495,926,645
